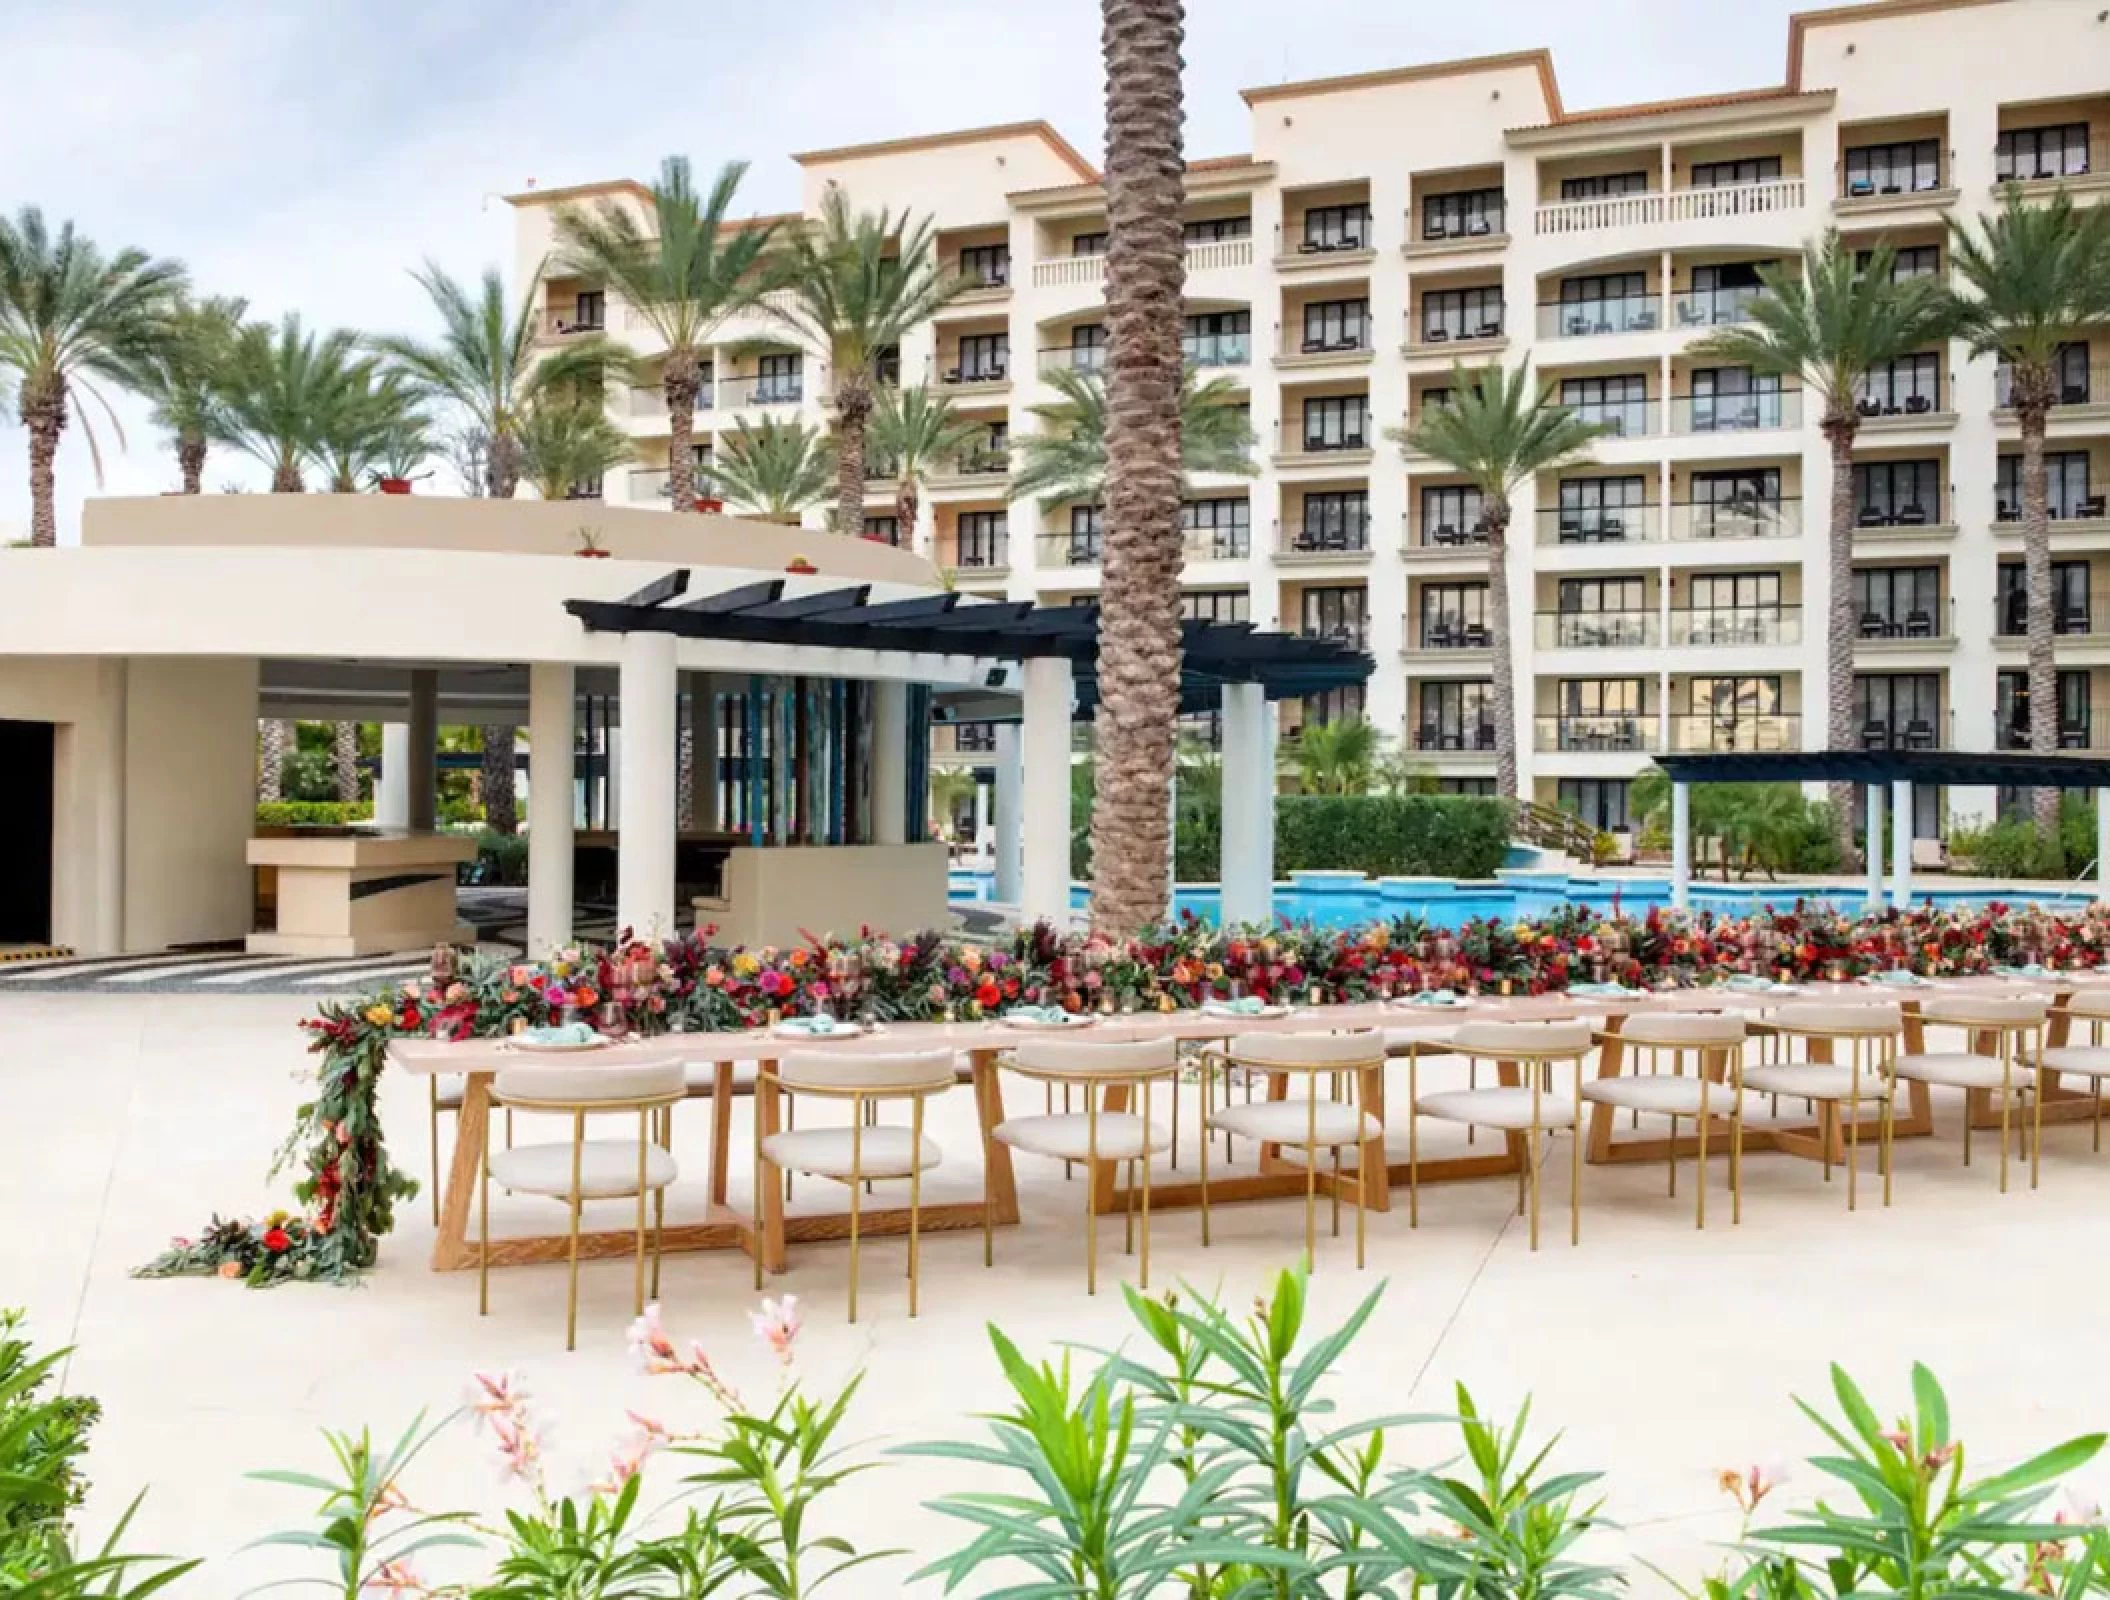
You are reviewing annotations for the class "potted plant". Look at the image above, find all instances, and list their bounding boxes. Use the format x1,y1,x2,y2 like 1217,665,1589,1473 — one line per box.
369,420,435,496
575,527,613,560
785,554,818,575
692,496,724,513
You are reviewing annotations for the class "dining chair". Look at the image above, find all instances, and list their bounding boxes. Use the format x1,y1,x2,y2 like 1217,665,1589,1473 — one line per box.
2036,989,2110,1159
1890,996,2046,1191
992,1039,1177,1293
1407,1020,1594,1250
1581,1013,1747,1228
1743,1004,1900,1210
1196,1031,1385,1270
755,1049,958,1322
481,1058,684,1351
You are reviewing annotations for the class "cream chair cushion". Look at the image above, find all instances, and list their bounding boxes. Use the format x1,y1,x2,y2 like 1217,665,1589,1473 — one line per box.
2060,987,2110,1020
1891,1051,2031,1091
1767,1003,1903,1038
2035,1046,2110,1079
494,1059,685,1104
488,1140,678,1199
1012,1039,1178,1078
1210,1099,1382,1146
1741,1062,1894,1101
1581,1075,1742,1115
1416,1087,1580,1130
777,1049,958,1094
1618,1013,1747,1048
1228,1030,1384,1068
761,1125,941,1179
1450,1020,1596,1058
1920,998,2046,1029
993,1113,1169,1162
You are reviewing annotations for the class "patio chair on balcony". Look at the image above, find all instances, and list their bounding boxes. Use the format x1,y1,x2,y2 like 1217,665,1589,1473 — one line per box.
1905,610,1934,638
1998,502,2022,523
1425,327,1451,343
2065,604,2093,634
1905,393,1933,415
1904,720,1936,751
2061,724,2090,750
1476,322,1503,339
1896,505,1929,526
1861,721,1891,750
2082,497,2108,520
1473,723,1498,750
1857,396,1883,418
1858,506,1889,528
1859,611,1890,639
1424,620,1456,650
2063,381,2091,405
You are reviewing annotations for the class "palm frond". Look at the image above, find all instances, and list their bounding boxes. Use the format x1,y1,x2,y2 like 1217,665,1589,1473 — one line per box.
1946,187,2110,375
1389,361,1603,502
217,314,367,487
1010,365,1259,507
871,384,983,480
762,186,964,382
699,415,834,522
514,396,636,500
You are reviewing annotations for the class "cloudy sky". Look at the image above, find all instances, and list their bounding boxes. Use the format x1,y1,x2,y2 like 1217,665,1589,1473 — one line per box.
0,0,1806,540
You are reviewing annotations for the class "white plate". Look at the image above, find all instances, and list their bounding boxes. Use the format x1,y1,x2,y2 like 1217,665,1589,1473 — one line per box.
511,1035,610,1053
772,1020,866,1040
1389,995,1475,1012
1203,1003,1291,1020
1005,1012,1097,1029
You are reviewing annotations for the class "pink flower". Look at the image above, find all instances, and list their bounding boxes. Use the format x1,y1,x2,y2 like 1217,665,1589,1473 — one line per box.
750,1295,801,1366
626,1305,682,1374
369,1560,428,1597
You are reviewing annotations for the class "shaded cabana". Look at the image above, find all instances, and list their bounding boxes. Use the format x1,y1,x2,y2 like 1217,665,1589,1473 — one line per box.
1651,749,2110,910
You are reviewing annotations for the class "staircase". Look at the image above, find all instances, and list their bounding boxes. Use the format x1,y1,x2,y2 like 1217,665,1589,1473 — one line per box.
1512,799,1599,863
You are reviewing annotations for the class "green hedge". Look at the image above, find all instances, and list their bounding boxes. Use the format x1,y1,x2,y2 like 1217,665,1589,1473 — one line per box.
1098,792,1512,884
1950,794,2098,879
460,829,529,886
255,801,373,828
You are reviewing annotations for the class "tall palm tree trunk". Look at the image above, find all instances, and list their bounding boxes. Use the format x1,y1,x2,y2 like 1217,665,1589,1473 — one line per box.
832,376,872,536
1485,505,1518,799
259,719,288,802
22,378,64,547
487,431,520,500
1822,417,1861,866
178,432,206,494
665,356,701,509
333,721,360,803
1089,0,1186,936
2018,389,2060,830
271,461,303,493
482,728,518,834
894,480,919,548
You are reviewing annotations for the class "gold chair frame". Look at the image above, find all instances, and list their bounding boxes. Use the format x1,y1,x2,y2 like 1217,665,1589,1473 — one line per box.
1755,1010,1899,1211
1408,1033,1590,1251
1910,1001,2046,1193
1587,1022,1746,1229
2044,999,2110,1157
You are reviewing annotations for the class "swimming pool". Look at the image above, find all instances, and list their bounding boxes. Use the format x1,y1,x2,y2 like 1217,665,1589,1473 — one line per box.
948,867,2096,930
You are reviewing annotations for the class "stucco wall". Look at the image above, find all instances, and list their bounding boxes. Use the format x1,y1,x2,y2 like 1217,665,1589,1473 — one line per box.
702,842,951,950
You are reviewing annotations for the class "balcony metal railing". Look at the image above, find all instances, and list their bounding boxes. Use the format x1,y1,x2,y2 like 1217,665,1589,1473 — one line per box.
1669,714,1801,752
1534,504,1661,544
1411,722,1498,753
1996,133,2110,185
1410,311,1507,346
1413,617,1492,651
1858,598,1953,640
940,537,1010,572
1669,286,1765,329
1996,362,2109,410
1855,710,1952,751
1537,296,1661,339
1041,527,1251,567
1669,605,1803,648
1405,512,1490,551
1669,499,1801,541
1533,178,1804,235
1668,389,1803,433
1534,715,1659,753
1276,519,1373,556
1534,611,1658,649
717,373,804,407
1564,400,1659,438
1277,420,1373,455
1995,589,2110,637
1997,713,2110,752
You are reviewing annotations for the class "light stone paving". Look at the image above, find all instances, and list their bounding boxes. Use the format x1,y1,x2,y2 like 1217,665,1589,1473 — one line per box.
5,989,2107,1593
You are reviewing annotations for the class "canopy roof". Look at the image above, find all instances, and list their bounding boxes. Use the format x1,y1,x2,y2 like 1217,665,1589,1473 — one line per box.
1653,749,2110,789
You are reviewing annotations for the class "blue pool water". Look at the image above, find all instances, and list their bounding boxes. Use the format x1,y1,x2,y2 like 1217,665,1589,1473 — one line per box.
948,867,2095,931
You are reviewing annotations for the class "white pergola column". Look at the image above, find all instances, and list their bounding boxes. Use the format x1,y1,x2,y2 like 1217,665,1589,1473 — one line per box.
1864,783,1886,910
871,681,910,845
373,723,410,829
1670,780,1691,911
2098,789,2110,902
993,721,1022,904
1219,682,1275,926
405,669,438,833
526,663,575,956
1018,658,1073,927
973,777,990,854
1890,778,1913,909
616,632,679,939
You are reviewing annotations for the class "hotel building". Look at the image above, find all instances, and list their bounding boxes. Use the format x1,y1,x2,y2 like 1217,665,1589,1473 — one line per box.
508,0,2110,841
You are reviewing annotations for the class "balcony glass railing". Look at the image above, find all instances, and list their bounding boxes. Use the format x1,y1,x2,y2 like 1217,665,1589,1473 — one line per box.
1184,334,1251,367
1278,420,1373,455
1668,390,1803,433
1411,722,1498,753
1414,617,1492,651
1670,286,1764,329
941,538,1009,571
718,374,803,407
1406,512,1490,550
1534,611,1657,649
1537,297,1661,339
1996,362,2108,410
1277,519,1372,555
1669,606,1803,647
1042,527,1250,566
1669,499,1801,540
1534,715,1658,753
1995,492,2110,524
1995,589,2110,637
1855,712,1951,751
1997,713,2110,752
1534,504,1660,544
1563,400,1658,438
1038,345,1107,374
1669,714,1800,752
1855,502,1943,530
1858,599,1952,640
1414,312,1506,346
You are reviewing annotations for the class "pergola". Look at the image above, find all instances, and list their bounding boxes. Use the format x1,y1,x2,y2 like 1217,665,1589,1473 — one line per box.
1651,749,2110,911
567,572,1372,930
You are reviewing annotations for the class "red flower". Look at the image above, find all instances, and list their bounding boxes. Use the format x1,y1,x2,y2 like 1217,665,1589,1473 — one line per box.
975,979,1001,1009
262,1226,292,1254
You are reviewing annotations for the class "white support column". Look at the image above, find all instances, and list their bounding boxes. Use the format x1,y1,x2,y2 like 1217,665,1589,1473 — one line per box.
871,681,910,846
1890,779,1914,909
2096,789,2110,902
1670,781,1691,911
527,663,576,956
1018,658,1074,927
617,632,679,940
374,723,410,829
1219,683,1274,926
1864,784,1886,911
405,669,438,834
973,778,990,857
993,722,1022,905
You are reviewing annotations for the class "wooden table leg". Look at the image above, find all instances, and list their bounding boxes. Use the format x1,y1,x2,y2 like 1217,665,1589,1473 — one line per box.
430,1070,492,1271
971,1050,1021,1225
709,1063,734,1207
1357,1061,1391,1214
1585,1018,1628,1163
757,1061,786,1274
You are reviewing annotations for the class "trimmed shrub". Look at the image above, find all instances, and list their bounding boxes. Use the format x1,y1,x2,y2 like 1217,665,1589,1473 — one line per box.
1951,794,2097,879
460,828,530,886
255,801,373,828
1274,793,1512,880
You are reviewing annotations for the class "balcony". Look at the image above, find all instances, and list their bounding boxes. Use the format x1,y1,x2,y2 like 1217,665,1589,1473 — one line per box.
1411,617,1492,653
1275,520,1373,559
1564,400,1659,440
1855,503,1944,533
1274,333,1368,371
1853,389,1951,430
626,386,672,418
1303,623,1369,652
717,374,803,408
1858,600,1953,645
939,537,1010,575
1534,611,1657,649
1030,236,1253,289
1271,224,1375,272
1668,606,1803,648
1668,390,1803,434
1995,130,2110,190
1038,345,1104,375
1670,286,1764,330
1537,296,1661,340
623,287,797,331
1669,714,1800,752
1996,362,2110,418
930,357,1011,395
1411,722,1498,754
1997,712,2110,752
1995,493,2110,530
1405,310,1507,355
1405,207,1508,258
1040,526,1251,568
1996,588,2110,639
1405,512,1490,553
1272,420,1373,465
1534,178,1804,237
1534,715,1658,753
1856,712,1952,752
927,448,1010,491
1534,504,1661,545
1668,499,1801,541
1185,333,1252,369
535,307,606,343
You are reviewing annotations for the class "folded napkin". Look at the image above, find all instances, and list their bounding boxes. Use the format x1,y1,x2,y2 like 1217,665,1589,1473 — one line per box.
1725,974,1790,993
1005,1005,1072,1025
1204,996,1267,1015
1405,990,1463,1007
1568,982,1643,999
521,1022,599,1046
774,1014,850,1035
1867,969,1932,986
1996,964,2049,979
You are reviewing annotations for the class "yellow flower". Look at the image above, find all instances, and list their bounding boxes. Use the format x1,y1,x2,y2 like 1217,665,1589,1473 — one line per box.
733,953,760,977
363,1004,393,1027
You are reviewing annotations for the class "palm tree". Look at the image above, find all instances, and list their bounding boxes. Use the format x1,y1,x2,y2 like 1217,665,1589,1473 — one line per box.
371,260,612,499
763,187,962,535
1948,190,2110,829
1388,363,1603,799
552,158,776,510
871,384,980,544
699,416,833,523
927,766,980,841
0,208,187,544
515,397,636,502
127,294,246,493
1288,714,1382,795
1011,364,1256,506
312,366,426,492
1690,234,1949,857
219,314,366,492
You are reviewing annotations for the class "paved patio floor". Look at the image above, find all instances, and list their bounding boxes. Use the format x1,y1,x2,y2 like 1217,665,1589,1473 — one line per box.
6,990,2106,1592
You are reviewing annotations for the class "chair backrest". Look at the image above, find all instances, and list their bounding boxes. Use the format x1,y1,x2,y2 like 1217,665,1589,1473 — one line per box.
493,1058,685,1107
2065,986,2110,1020
776,1048,958,1096
1618,1012,1747,1049
1011,1038,1178,1081
1920,996,2046,1030
1769,1003,1903,1038
1448,1019,1596,1059
1228,1030,1384,1070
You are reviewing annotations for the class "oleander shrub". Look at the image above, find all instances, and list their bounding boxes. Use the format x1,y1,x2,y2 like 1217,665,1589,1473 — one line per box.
254,800,373,828
0,1310,101,1566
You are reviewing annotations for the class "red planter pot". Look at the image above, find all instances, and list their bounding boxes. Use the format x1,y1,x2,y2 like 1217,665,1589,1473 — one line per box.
378,478,413,496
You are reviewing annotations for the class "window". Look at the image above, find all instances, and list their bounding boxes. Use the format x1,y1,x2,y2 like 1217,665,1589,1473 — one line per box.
1560,171,1649,200
875,344,901,386
1301,299,1369,353
1997,451,2094,520
1300,203,1371,251
1852,459,1942,525
1680,675,1784,749
1415,681,1494,749
1858,244,1940,281
1680,260,1770,325
1182,590,1249,623
1552,576,1646,646
1997,123,2092,182
1066,504,1104,563
958,244,1009,287
1182,309,1250,366
755,352,802,403
1549,681,1651,749
1689,468,1784,529
567,473,603,500
1421,187,1506,239
1418,583,1489,648
1303,585,1368,648
1843,138,1942,196
1183,215,1252,243
1421,286,1504,342
1690,155,1783,188
1998,560,2091,634
1686,366,1785,431
1440,779,1498,796
1999,668,2092,747
1555,271,1652,334
1855,566,1942,632
1068,323,1106,372
1419,485,1482,541
2004,342,2098,407
1854,674,1943,747
862,514,901,546
1560,678,1647,717
570,290,605,330
1299,684,1365,730
1559,779,1632,833
1857,352,1941,413
954,332,1008,381
1687,572,1783,638
1300,394,1369,451
954,510,1007,568
954,722,997,753
1182,496,1251,556
1071,230,1107,256
1301,490,1371,549
1554,475,1647,541
1557,374,1649,437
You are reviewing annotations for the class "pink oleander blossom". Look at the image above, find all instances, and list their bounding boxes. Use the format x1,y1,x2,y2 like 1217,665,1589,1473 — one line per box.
369,1560,428,1597
750,1295,800,1366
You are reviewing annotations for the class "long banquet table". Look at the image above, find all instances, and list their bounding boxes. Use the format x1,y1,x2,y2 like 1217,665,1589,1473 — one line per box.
388,975,2109,1276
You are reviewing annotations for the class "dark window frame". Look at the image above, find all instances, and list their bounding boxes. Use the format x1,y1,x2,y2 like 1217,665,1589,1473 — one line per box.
1301,298,1370,352
1421,285,1505,342
1300,394,1370,451
1560,170,1649,200
1421,187,1506,239
1301,203,1372,251
957,243,1010,287
1843,138,1942,195
1689,155,1783,188
1997,122,2092,182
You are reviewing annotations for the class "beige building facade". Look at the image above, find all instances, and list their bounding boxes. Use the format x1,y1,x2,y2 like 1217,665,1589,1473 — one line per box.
512,0,2110,840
